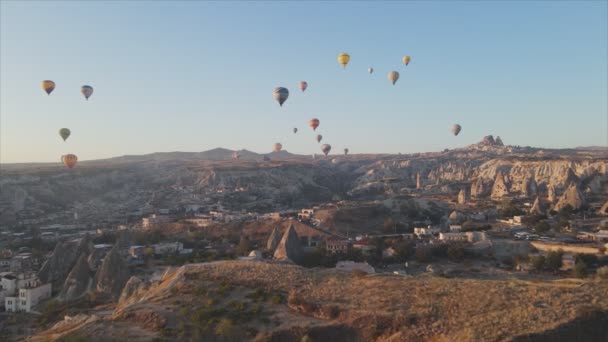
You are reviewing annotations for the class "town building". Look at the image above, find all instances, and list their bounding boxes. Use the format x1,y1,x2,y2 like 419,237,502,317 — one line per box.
4,283,51,313
352,238,375,254
142,214,172,228
153,242,184,255
325,238,351,254
414,226,440,237
439,232,468,242
449,225,462,232
129,246,145,259
297,209,315,220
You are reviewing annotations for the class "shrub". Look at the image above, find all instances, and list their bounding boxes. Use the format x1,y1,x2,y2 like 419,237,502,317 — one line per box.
573,261,588,279
447,244,465,262
270,293,284,305
544,250,563,272
596,266,608,280
534,221,551,234
214,318,234,336
530,255,546,271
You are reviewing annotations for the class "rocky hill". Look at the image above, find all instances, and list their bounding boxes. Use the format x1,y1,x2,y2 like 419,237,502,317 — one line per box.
1,140,606,226
29,261,608,342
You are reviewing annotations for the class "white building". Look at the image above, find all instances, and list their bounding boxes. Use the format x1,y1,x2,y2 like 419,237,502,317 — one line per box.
5,283,51,312
465,231,487,242
1,272,38,295
142,214,172,228
414,226,440,237
439,232,468,242
298,209,314,220
153,242,184,255
185,216,213,227
449,225,462,232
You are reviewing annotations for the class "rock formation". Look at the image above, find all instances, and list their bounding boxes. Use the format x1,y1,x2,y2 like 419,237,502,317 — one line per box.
554,183,585,212
87,247,110,271
448,210,464,222
118,276,149,306
416,172,422,189
457,188,469,204
547,184,557,203
491,171,510,199
58,254,93,301
38,237,92,291
471,178,487,198
529,197,545,215
481,135,495,145
273,224,303,263
94,246,130,302
495,136,504,146
599,201,608,216
266,227,281,252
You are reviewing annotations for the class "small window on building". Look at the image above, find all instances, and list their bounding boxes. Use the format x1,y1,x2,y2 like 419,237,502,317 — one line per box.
7,300,12,305
22,300,26,306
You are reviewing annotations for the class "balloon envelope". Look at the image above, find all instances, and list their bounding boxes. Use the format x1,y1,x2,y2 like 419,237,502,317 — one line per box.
337,53,350,68
321,144,332,156
316,134,322,143
388,71,400,85
81,85,94,100
273,143,282,152
59,128,71,141
273,87,289,107
368,67,374,74
403,55,411,66
309,118,320,131
62,154,78,169
299,81,308,92
451,124,462,136
344,148,349,155
41,80,55,95
293,127,298,134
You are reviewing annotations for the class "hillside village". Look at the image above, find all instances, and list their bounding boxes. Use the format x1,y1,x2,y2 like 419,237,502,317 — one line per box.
1,140,607,340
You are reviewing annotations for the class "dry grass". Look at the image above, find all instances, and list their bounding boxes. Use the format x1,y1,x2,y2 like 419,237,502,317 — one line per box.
31,260,608,341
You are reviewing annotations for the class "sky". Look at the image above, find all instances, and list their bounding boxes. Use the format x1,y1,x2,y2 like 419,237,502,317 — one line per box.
1,1,607,163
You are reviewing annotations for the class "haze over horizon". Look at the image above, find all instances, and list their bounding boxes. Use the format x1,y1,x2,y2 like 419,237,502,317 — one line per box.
1,1,607,163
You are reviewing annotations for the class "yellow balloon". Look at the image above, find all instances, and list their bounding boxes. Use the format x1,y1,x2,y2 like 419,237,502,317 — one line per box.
338,53,350,69
41,80,56,95
402,55,411,66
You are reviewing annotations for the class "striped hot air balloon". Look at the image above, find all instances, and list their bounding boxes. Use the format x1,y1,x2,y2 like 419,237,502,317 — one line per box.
321,144,331,156
273,87,289,107
81,85,94,100
309,118,320,131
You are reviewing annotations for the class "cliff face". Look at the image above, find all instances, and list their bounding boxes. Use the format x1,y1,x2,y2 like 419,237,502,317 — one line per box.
273,224,303,263
266,227,282,252
58,254,93,301
38,237,92,290
554,184,586,211
94,246,130,302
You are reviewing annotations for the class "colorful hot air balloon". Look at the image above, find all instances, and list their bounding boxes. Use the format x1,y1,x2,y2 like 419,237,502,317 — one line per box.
344,148,349,155
81,85,94,100
273,87,289,107
368,67,374,74
62,154,78,169
59,128,71,141
403,55,411,66
293,127,298,134
273,143,282,152
337,53,350,69
316,134,322,143
41,80,56,95
388,71,400,85
309,118,320,131
299,81,308,92
321,144,331,156
451,124,462,136
232,151,241,160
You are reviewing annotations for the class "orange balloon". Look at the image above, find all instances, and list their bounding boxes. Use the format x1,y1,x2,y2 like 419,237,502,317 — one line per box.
309,118,320,131
62,154,78,169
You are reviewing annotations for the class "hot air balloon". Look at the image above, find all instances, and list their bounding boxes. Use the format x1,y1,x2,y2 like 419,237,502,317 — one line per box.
309,118,320,131
232,151,241,160
403,55,411,66
316,134,322,143
368,67,374,74
81,85,94,100
293,127,298,134
321,144,331,156
41,80,56,95
59,128,71,141
62,154,78,169
388,71,400,85
337,53,350,69
344,148,349,155
273,87,289,107
299,81,308,92
451,124,462,136
273,143,282,152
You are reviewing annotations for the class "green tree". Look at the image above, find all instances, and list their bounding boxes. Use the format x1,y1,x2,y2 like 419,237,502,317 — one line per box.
534,221,551,234
235,237,251,256
531,255,546,271
544,250,563,272
573,261,588,279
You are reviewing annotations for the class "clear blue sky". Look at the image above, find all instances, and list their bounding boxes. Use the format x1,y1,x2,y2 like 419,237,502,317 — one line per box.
1,1,606,163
